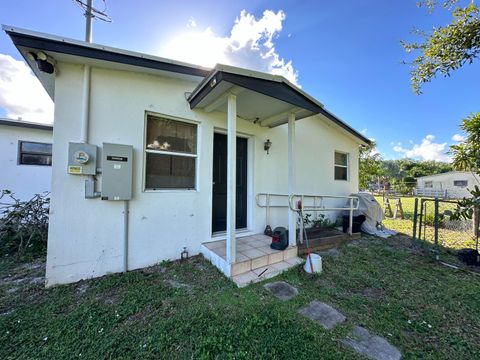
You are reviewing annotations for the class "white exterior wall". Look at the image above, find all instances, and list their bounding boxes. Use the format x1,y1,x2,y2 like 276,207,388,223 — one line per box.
417,172,479,199
0,124,52,200
46,63,360,286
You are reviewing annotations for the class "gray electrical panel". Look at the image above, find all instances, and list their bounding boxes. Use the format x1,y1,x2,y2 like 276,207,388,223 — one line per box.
101,143,133,201
67,142,98,175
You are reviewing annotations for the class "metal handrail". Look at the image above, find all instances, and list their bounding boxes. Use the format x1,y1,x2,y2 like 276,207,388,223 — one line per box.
255,193,360,242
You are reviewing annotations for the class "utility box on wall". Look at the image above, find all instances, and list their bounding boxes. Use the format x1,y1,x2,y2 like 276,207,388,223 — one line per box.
67,142,98,175
101,143,133,201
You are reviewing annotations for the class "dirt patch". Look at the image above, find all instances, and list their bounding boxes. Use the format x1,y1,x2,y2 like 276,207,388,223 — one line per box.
164,279,192,289
0,259,45,290
141,264,167,275
123,299,176,325
361,287,385,300
95,289,121,305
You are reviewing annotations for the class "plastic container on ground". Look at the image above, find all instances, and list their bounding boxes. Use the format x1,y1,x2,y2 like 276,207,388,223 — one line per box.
304,253,322,274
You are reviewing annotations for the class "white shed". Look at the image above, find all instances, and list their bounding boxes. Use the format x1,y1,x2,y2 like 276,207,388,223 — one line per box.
0,118,53,201
4,25,369,286
415,171,479,199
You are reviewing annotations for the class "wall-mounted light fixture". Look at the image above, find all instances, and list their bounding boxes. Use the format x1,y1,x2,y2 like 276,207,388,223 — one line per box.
264,139,272,154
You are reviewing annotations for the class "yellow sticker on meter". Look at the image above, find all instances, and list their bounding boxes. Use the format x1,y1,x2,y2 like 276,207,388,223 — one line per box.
68,166,83,174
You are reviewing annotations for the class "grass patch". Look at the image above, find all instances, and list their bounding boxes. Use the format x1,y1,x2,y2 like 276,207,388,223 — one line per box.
1,236,480,359
375,196,477,251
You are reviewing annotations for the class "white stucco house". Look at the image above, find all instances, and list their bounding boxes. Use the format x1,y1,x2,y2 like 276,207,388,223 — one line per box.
415,171,479,199
4,25,370,287
0,118,53,200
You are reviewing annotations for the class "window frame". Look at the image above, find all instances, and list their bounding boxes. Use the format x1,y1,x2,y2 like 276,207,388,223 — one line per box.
143,112,199,192
334,150,349,181
453,180,468,187
17,140,52,166
424,181,433,188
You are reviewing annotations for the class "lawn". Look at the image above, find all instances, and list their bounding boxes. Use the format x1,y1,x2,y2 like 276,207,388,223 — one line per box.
375,196,477,251
1,235,479,359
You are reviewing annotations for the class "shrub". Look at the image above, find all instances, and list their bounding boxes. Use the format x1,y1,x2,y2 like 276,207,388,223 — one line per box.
0,190,50,257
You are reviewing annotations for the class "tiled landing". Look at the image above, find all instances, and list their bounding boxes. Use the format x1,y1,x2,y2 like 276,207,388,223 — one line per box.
202,234,304,287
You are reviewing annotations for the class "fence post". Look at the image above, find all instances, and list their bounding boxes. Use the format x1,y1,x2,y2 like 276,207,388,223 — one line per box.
412,197,418,246
418,199,424,242
434,197,439,260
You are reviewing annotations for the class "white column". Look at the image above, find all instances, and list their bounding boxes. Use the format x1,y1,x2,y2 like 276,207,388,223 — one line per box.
226,94,237,264
288,112,296,247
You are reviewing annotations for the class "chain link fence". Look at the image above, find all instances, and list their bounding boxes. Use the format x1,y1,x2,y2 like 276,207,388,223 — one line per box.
412,198,479,264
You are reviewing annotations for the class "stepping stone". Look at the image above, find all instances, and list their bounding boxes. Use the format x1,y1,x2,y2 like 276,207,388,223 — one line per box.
341,326,401,360
264,281,298,301
297,301,346,330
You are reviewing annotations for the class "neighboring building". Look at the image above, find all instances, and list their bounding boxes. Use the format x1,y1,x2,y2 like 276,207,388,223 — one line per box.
415,171,479,199
4,25,370,286
0,118,53,200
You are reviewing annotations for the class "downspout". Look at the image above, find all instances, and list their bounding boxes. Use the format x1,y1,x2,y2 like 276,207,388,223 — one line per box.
124,200,129,273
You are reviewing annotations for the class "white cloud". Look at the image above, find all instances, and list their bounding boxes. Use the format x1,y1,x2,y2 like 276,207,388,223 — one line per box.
186,17,197,28
392,134,450,162
361,128,368,135
0,54,53,123
160,9,299,85
452,133,465,142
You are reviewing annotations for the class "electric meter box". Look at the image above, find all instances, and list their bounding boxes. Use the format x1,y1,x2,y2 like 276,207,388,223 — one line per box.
67,142,98,175
101,143,133,201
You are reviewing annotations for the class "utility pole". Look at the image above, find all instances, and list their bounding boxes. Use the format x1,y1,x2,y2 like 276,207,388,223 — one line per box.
85,0,93,43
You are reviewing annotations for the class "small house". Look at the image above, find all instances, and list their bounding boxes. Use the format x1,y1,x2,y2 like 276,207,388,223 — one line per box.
415,171,479,199
4,25,369,286
0,118,52,200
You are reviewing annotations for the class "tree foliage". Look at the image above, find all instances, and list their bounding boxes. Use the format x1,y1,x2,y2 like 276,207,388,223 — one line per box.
359,142,384,190
451,113,480,171
402,1,480,94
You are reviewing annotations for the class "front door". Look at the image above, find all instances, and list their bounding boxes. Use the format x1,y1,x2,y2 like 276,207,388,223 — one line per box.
212,133,248,233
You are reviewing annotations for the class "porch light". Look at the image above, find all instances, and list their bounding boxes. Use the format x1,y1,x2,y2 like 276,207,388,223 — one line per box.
264,139,272,154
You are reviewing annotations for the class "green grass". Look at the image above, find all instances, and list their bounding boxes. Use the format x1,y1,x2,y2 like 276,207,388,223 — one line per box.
1,236,480,359
375,196,477,251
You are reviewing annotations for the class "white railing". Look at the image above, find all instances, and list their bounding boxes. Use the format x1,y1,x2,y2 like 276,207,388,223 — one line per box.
255,193,359,243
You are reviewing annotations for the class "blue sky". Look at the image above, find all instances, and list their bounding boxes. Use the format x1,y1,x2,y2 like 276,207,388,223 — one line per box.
0,0,479,160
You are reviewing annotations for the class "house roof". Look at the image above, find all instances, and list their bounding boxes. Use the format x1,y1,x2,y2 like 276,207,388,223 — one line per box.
0,118,53,131
3,25,370,145
416,171,478,180
188,64,370,144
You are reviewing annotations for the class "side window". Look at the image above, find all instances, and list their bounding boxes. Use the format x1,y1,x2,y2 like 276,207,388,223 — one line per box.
18,141,52,166
453,180,468,187
144,115,197,190
334,151,348,181
424,181,433,188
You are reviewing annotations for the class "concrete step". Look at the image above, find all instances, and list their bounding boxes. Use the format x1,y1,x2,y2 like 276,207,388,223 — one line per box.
231,246,298,277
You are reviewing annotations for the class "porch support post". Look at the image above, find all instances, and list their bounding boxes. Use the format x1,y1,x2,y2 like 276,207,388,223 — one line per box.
226,94,237,264
288,112,296,247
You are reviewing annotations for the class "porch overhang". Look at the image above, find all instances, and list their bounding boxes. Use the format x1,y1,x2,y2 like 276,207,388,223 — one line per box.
187,64,371,144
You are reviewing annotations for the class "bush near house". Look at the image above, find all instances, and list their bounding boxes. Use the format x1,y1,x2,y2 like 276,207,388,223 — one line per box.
0,190,49,258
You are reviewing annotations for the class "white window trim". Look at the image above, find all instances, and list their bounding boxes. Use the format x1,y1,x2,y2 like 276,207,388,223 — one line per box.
142,112,200,193
334,150,349,181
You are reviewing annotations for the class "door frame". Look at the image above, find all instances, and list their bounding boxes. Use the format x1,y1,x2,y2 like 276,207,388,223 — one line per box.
212,128,254,235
